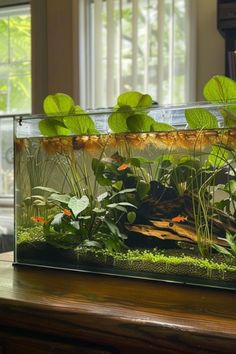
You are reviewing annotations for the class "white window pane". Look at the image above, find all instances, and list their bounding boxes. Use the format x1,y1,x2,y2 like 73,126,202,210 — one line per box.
0,5,31,114
80,0,196,108
0,4,31,200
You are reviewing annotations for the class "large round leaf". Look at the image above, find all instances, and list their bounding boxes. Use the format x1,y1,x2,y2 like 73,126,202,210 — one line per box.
43,93,75,117
39,119,70,137
185,108,218,129
127,114,155,132
63,105,98,134
203,75,236,103
117,91,152,108
151,122,176,131
108,106,133,133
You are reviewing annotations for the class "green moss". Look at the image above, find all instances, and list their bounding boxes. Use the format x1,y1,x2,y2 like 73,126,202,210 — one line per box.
113,250,236,272
17,226,45,244
76,248,236,273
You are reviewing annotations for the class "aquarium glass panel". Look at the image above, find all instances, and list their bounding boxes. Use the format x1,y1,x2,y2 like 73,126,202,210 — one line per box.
14,102,236,289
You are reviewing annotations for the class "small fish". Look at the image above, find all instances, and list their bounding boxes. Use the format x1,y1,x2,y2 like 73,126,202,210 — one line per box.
171,215,188,223
31,216,46,224
117,163,129,171
63,209,72,217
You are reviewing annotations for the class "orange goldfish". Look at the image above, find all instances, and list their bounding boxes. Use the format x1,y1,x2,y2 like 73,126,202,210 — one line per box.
63,209,72,217
171,215,188,223
31,216,46,224
117,163,129,171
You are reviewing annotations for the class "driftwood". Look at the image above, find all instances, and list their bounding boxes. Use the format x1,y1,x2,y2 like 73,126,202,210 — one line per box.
126,219,228,247
132,181,236,248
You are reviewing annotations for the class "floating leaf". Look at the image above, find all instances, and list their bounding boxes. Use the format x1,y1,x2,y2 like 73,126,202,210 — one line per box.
39,119,70,137
203,75,236,103
137,94,153,108
68,195,90,218
117,91,152,108
43,93,75,117
185,108,218,129
127,114,155,132
151,122,176,131
63,105,98,134
108,106,133,133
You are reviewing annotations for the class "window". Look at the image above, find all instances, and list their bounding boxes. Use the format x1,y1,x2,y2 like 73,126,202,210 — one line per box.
0,4,31,114
0,2,30,209
0,1,30,249
79,0,196,109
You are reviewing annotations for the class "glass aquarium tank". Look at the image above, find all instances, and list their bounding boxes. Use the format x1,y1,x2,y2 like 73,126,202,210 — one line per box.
14,88,236,289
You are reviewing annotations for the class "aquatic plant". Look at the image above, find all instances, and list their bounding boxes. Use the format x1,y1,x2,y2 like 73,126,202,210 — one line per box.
18,76,236,258
15,139,60,226
213,232,236,262
108,91,175,133
33,185,137,252
185,75,236,129
39,93,98,137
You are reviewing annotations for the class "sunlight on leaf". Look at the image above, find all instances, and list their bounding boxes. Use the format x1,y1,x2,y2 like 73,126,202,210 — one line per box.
63,105,98,134
185,108,218,129
39,119,70,137
151,122,176,131
127,114,155,132
117,91,152,108
203,75,236,103
43,93,75,116
108,106,133,133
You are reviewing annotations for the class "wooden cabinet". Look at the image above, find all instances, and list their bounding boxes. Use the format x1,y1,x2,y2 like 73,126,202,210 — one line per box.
0,331,111,354
0,260,236,353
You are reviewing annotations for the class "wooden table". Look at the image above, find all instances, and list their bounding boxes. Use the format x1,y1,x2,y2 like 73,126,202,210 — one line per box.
0,255,236,353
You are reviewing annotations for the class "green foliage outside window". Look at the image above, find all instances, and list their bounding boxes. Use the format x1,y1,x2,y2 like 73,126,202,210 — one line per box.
0,8,31,114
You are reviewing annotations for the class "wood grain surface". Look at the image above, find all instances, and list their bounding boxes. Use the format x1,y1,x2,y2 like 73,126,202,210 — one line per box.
0,260,236,353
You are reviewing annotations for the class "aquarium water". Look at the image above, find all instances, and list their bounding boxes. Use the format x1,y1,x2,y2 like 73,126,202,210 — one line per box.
14,103,236,289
